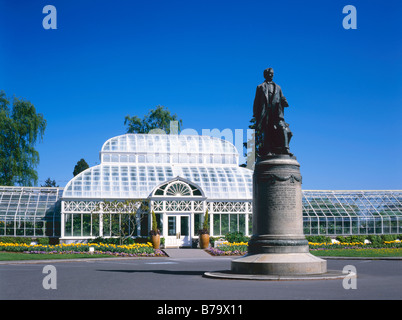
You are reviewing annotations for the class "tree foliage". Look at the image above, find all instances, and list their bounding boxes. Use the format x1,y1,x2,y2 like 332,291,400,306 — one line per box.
73,158,89,177
150,210,160,235
41,177,59,187
0,91,46,186
124,105,183,134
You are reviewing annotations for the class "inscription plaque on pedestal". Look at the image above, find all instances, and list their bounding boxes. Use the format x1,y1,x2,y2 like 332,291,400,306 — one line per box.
255,182,301,236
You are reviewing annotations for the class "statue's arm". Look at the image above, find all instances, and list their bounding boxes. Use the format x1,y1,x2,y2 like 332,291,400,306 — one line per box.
279,88,289,108
253,86,263,131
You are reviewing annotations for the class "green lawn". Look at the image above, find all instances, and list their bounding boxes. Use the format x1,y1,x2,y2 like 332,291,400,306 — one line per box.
310,248,402,258
0,252,115,261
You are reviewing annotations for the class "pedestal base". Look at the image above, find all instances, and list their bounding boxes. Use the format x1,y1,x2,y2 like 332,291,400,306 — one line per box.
204,252,352,281
204,269,353,281
231,252,327,275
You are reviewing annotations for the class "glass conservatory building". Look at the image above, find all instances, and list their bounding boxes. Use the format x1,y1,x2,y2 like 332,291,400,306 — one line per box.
61,134,254,246
0,133,401,245
0,186,63,237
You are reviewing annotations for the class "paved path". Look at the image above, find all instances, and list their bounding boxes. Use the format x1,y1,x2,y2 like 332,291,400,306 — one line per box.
163,248,212,258
1,258,402,300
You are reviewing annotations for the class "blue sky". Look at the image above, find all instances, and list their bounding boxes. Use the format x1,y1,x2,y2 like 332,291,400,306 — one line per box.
0,0,401,190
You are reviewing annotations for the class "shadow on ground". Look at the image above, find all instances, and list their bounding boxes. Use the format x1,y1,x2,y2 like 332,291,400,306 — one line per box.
96,269,206,276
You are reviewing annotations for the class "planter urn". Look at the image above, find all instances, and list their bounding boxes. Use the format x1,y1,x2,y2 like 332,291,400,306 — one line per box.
151,234,160,249
199,234,210,249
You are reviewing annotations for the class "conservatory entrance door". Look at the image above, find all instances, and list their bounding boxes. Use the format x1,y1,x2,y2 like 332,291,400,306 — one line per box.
165,214,191,248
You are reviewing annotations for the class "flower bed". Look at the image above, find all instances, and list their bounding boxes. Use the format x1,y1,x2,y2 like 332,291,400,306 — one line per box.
205,239,402,256
308,239,402,250
311,247,402,257
0,242,166,257
206,241,248,256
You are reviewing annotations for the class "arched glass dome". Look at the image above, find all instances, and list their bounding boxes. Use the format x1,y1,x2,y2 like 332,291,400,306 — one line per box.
63,134,252,200
100,134,239,165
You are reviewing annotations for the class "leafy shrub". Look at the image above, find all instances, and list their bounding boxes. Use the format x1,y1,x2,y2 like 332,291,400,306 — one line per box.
209,237,221,247
224,232,249,243
336,235,366,243
150,210,160,236
381,234,398,242
367,235,382,246
305,235,332,243
0,237,50,245
37,238,50,245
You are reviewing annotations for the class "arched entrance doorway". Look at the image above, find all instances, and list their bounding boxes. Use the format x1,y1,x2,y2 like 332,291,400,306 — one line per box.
149,177,206,248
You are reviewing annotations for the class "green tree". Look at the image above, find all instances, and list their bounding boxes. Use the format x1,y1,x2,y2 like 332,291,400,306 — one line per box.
0,91,46,186
41,177,59,187
124,105,183,134
73,158,89,176
150,210,160,235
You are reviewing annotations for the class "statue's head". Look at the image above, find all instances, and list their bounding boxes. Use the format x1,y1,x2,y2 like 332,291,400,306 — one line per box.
263,68,274,81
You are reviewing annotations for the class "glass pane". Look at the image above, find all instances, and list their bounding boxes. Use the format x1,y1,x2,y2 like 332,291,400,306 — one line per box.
248,214,253,235
194,214,201,234
230,214,238,233
239,214,245,234
6,221,14,235
83,214,91,236
0,221,5,236
35,221,44,236
168,216,176,236
221,214,229,235
156,213,163,234
65,214,72,236
73,214,82,237
102,214,111,237
213,214,220,236
111,214,120,236
181,216,189,236
92,214,100,237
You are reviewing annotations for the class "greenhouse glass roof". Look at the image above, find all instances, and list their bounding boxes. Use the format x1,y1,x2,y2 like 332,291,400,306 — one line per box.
0,186,63,237
0,186,63,218
302,190,402,218
302,190,402,235
63,134,253,200
101,134,239,162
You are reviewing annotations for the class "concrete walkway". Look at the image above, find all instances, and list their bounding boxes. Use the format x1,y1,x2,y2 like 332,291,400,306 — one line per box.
163,248,213,259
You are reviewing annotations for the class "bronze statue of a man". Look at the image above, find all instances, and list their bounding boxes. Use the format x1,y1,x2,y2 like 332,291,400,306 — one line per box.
253,68,293,157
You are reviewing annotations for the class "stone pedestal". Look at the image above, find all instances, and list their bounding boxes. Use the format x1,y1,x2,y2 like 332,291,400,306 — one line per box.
204,154,352,280
231,155,327,275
